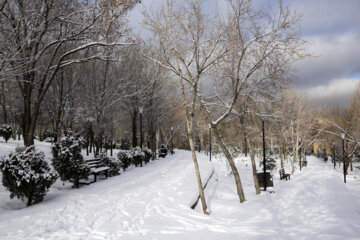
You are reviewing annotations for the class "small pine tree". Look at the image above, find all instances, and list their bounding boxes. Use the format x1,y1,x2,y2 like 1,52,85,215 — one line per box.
52,129,90,188
0,146,58,206
117,150,132,171
262,157,277,172
99,151,121,176
0,124,12,143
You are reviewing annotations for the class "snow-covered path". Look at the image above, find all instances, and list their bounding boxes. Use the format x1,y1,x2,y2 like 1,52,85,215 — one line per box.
0,150,214,239
267,156,360,240
248,156,360,240
0,150,360,240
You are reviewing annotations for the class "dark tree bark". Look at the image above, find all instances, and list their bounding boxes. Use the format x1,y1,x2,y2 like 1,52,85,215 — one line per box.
132,109,138,147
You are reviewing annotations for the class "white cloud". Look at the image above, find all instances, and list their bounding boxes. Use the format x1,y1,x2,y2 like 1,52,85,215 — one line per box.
293,33,360,89
299,78,360,106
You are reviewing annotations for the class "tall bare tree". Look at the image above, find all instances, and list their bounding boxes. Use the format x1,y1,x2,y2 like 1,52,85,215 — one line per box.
144,0,228,214
0,0,140,146
197,0,304,202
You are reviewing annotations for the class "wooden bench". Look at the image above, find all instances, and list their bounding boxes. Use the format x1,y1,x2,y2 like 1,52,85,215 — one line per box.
256,172,274,190
84,158,110,183
279,168,290,180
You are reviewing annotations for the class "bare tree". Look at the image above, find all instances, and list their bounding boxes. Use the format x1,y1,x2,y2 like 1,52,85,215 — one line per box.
0,0,140,146
275,90,321,173
197,0,303,202
322,84,360,173
144,0,228,214
144,0,304,207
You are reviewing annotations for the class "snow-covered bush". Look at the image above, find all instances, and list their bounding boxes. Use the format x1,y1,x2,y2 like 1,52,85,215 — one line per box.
0,124,12,142
132,147,145,167
0,146,58,206
117,147,154,170
117,149,132,171
52,129,90,188
99,151,121,176
143,147,153,164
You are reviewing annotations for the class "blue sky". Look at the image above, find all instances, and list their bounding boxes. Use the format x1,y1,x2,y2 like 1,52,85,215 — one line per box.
127,0,360,107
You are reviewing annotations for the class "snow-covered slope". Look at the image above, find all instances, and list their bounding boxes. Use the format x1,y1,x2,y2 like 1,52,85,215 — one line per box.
0,140,360,239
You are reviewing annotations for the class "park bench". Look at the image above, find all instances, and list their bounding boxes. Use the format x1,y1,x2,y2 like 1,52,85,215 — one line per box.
257,172,274,190
83,158,110,184
279,168,290,180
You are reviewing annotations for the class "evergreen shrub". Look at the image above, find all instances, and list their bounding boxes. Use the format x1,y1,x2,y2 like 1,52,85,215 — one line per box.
117,149,132,171
52,129,90,188
0,146,57,206
100,151,121,176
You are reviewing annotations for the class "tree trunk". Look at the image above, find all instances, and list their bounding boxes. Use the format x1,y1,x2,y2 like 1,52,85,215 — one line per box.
247,138,260,195
185,116,209,215
74,177,80,188
132,109,138,147
212,125,246,203
54,71,64,143
178,75,208,215
279,138,284,169
86,136,89,156
0,81,8,124
150,129,157,160
155,128,160,157
23,83,34,146
243,131,248,157
291,140,298,174
27,190,33,207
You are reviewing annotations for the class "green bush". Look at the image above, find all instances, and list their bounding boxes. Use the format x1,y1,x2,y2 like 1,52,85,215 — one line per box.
117,149,132,171
52,129,90,188
0,146,57,206
132,147,145,167
100,151,121,176
262,157,277,172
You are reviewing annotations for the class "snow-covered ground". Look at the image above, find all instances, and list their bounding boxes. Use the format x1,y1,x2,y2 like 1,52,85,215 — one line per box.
0,139,360,239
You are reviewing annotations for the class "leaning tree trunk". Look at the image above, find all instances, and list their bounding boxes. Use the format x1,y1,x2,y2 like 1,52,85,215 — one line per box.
211,125,246,203
185,114,209,215
247,138,260,195
178,74,209,215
